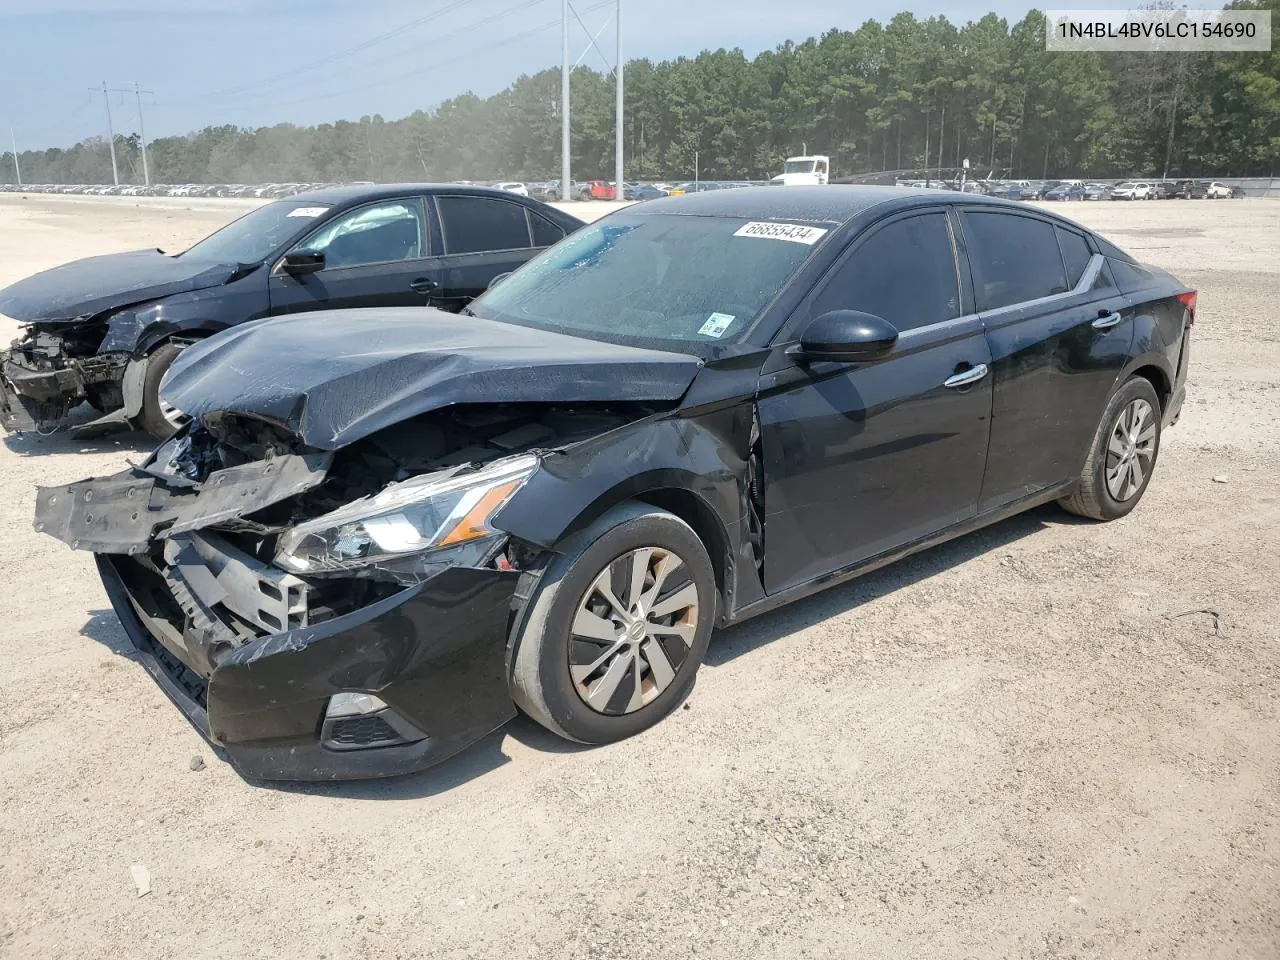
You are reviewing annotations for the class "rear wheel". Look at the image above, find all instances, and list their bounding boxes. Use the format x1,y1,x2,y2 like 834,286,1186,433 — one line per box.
135,342,189,441
509,503,716,745
1060,376,1162,521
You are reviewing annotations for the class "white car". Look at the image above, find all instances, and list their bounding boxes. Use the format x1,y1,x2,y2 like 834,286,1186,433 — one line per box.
1111,181,1153,201
1205,181,1233,199
495,182,530,197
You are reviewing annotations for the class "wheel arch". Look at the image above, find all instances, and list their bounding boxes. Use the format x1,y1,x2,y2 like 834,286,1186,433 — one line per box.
1118,355,1174,412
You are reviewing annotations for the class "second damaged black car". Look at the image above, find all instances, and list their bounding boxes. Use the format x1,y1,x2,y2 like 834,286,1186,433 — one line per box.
0,184,582,438
36,187,1194,781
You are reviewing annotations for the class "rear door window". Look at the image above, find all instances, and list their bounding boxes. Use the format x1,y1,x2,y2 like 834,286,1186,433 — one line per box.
1056,227,1092,288
961,211,1069,311
438,196,532,254
810,212,960,332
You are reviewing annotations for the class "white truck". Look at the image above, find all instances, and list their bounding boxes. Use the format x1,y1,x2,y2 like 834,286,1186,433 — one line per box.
769,155,830,186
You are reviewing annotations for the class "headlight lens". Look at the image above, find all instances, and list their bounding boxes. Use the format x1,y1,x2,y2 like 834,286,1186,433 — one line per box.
274,454,537,574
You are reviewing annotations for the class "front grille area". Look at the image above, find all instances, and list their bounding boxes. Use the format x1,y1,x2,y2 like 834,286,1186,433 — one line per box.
326,714,402,748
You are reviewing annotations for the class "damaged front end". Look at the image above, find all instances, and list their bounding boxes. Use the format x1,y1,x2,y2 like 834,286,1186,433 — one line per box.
35,403,653,780
1,318,128,433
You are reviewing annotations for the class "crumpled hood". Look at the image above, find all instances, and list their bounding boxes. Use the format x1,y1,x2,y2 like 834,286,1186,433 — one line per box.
0,249,239,324
163,307,703,449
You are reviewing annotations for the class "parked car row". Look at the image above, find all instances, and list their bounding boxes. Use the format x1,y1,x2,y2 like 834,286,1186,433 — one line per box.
6,183,1194,784
893,176,1250,203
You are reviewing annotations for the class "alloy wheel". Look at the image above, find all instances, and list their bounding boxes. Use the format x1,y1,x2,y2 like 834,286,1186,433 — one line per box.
568,547,700,715
1105,398,1157,502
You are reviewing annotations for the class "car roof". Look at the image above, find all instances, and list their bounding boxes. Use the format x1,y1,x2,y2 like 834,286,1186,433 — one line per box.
289,182,529,204
628,185,1042,225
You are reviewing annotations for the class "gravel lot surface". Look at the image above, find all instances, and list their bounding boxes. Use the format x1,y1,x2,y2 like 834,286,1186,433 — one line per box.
0,193,1277,960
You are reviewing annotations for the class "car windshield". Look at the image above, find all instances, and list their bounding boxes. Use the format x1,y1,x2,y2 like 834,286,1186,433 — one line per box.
783,160,816,174
181,200,333,263
1116,182,1135,189
472,213,830,349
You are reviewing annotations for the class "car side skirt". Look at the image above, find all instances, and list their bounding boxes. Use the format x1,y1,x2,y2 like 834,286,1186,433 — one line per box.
727,480,1076,625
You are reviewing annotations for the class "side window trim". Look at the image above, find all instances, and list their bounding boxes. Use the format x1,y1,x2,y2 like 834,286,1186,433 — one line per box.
435,194,535,256
280,197,428,271
776,206,963,343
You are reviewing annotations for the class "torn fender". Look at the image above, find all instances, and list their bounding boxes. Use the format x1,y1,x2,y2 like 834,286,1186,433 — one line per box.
33,453,331,553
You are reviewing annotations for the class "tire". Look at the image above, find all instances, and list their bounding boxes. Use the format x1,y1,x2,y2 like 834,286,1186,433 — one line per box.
135,342,187,441
1060,376,1162,521
509,502,716,745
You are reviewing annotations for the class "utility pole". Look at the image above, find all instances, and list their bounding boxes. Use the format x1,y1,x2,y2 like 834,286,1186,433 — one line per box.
613,0,623,200
91,81,120,185
561,0,571,202
9,128,19,187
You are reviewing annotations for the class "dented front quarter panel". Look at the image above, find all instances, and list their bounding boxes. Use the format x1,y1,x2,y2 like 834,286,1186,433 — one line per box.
494,353,771,617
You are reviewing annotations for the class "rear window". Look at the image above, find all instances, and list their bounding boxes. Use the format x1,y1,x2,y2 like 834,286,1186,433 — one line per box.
961,212,1069,311
1056,228,1092,288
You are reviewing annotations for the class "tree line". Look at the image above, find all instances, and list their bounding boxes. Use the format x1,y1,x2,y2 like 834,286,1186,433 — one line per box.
5,2,1278,186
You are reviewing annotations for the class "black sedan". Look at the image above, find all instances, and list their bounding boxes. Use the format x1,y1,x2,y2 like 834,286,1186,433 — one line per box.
0,184,583,439
35,186,1193,781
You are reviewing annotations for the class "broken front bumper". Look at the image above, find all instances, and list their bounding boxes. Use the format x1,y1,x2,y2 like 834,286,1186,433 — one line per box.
98,549,521,782
1,347,127,434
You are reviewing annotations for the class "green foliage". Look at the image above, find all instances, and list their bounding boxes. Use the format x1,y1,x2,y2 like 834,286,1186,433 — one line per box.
4,4,1278,184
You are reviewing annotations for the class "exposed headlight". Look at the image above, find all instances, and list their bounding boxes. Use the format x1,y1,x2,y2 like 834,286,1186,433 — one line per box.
274,454,537,575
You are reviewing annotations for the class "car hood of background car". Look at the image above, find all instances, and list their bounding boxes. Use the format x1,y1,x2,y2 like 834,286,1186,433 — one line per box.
162,308,704,449
0,249,241,324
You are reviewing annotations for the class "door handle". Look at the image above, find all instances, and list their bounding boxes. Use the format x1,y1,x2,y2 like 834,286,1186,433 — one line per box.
410,278,439,295
1092,311,1122,329
943,363,989,389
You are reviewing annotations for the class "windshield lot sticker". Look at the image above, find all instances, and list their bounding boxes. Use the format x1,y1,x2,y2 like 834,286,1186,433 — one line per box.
287,206,329,218
698,313,736,338
733,222,828,245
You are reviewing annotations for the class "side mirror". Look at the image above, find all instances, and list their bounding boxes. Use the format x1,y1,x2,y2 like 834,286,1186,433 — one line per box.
795,310,899,363
486,271,512,291
281,250,325,275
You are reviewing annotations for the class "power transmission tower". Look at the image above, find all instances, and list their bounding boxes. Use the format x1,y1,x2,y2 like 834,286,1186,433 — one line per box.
91,81,120,185
118,82,154,187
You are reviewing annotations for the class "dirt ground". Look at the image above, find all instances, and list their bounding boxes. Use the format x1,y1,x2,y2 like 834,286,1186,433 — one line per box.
0,193,1277,960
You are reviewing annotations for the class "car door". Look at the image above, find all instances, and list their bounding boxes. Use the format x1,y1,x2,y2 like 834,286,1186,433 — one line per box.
957,209,1134,512
428,195,565,309
756,208,994,594
269,197,439,315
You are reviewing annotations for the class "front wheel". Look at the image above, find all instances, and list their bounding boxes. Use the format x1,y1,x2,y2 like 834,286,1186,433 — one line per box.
1060,376,1162,521
509,503,716,745
135,342,189,441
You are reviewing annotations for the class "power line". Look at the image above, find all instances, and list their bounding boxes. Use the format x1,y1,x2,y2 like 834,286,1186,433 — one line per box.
112,82,155,186
159,0,487,106
215,0,608,114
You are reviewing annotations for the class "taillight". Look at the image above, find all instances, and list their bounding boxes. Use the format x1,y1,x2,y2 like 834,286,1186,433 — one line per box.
1176,290,1197,325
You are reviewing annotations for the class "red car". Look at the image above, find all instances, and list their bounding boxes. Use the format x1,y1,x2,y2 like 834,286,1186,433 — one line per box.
587,180,616,200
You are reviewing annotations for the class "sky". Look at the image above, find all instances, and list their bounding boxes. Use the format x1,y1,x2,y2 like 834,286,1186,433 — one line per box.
1,0,1142,151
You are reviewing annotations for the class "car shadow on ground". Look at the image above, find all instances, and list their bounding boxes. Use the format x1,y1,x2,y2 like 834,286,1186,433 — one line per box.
3,417,152,457
73,502,1085,800
706,502,1084,667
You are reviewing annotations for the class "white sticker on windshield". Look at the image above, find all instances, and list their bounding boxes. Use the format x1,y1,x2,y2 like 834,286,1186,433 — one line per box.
287,206,328,218
733,221,828,245
698,312,735,338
